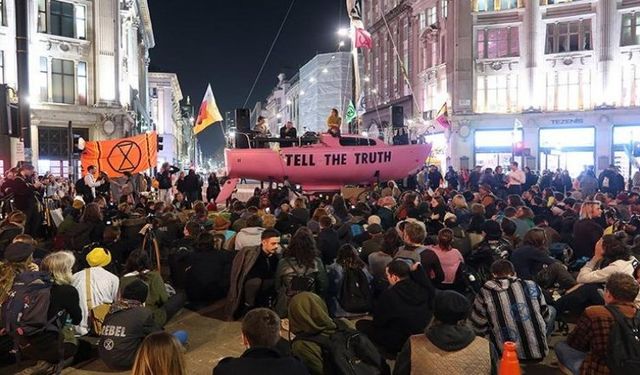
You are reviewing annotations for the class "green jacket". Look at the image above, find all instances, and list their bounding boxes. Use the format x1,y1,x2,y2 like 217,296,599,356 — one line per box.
120,270,168,326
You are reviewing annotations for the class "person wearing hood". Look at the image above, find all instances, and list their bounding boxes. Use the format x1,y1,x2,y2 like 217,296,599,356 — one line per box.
376,196,396,230
470,260,551,361
356,260,435,356
234,214,265,251
226,229,282,320
99,280,162,370
393,290,496,375
71,247,119,336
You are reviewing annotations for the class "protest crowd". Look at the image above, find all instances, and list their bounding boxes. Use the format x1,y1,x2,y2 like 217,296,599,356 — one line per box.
1,159,640,375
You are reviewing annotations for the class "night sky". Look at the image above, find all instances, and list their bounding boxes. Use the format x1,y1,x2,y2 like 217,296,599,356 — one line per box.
148,0,350,158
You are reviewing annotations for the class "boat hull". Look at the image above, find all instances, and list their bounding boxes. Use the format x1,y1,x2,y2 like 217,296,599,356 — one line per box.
225,139,431,192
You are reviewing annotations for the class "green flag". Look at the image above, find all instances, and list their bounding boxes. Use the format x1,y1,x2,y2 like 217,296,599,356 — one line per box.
345,100,357,123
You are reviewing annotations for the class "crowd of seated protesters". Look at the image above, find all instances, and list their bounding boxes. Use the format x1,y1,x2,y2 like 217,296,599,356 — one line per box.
3,163,640,374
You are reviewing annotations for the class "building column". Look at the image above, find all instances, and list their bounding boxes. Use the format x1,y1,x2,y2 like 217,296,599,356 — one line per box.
94,0,119,105
596,0,618,106
522,0,542,110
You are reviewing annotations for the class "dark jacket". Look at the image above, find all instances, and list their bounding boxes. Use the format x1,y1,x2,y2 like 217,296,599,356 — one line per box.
372,265,435,354
157,167,179,189
214,347,309,375
317,228,340,265
186,250,236,304
98,300,161,370
376,207,395,230
510,245,556,281
572,218,604,259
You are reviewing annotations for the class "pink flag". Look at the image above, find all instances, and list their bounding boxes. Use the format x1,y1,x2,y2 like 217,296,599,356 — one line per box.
434,102,451,129
355,28,372,49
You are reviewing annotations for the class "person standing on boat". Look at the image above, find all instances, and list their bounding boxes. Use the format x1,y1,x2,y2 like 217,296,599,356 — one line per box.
279,121,297,148
327,108,342,137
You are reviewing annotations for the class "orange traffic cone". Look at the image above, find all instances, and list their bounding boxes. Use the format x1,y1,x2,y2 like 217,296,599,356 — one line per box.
499,341,521,375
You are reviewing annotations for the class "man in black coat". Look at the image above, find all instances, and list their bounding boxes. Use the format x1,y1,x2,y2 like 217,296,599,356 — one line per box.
316,215,340,265
213,308,309,375
356,260,435,355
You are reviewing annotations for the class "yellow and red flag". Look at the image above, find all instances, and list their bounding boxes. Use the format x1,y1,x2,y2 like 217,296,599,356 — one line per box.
81,132,158,177
194,84,223,135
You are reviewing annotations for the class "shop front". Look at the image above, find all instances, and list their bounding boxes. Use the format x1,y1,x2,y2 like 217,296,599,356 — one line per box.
37,127,89,178
474,129,523,169
538,127,595,178
424,132,448,171
612,125,640,181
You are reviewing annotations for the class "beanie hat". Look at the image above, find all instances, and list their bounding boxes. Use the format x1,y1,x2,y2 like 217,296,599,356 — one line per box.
4,242,34,263
72,199,85,210
122,279,149,303
434,290,471,324
482,220,502,240
86,248,112,268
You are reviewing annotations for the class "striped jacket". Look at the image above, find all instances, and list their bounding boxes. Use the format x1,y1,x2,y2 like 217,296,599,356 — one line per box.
470,276,550,360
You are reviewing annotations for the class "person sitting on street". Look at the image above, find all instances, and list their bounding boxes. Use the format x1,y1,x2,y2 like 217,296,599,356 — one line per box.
213,308,309,375
394,290,497,375
99,279,162,371
72,247,119,336
317,215,340,265
470,260,553,361
131,332,187,375
555,272,640,375
355,260,435,356
227,229,282,320
234,214,265,251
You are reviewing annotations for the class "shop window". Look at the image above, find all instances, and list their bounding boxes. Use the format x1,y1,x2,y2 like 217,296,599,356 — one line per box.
476,0,518,12
441,0,448,18
546,70,591,111
51,58,75,104
476,74,518,113
427,7,437,25
621,12,640,46
612,126,640,180
477,27,519,59
539,127,594,178
546,20,592,54
474,129,523,169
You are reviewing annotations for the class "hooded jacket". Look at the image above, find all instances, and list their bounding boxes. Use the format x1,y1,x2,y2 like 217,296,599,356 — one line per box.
393,323,496,375
98,300,161,370
234,227,265,251
214,347,310,375
372,265,435,354
289,292,339,375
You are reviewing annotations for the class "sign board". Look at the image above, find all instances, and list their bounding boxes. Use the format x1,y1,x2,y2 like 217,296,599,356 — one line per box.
10,138,24,164
550,119,584,125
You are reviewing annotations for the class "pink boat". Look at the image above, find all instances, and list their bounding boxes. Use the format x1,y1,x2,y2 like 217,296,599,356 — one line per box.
223,133,432,192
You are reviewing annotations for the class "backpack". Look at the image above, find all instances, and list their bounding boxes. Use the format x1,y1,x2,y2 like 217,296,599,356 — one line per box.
338,268,372,313
294,319,390,375
1,272,62,338
275,259,316,317
75,177,90,199
605,305,640,375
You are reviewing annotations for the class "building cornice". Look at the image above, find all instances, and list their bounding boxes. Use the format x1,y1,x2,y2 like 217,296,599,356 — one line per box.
138,0,155,48
370,2,412,33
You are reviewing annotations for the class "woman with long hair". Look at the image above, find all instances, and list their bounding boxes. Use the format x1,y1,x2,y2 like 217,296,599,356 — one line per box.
131,332,186,375
18,251,81,373
327,244,373,316
80,202,106,243
274,227,328,317
421,228,464,291
121,249,185,327
572,201,604,259
291,197,310,226
307,207,329,235
450,194,470,225
330,195,350,224
326,108,342,137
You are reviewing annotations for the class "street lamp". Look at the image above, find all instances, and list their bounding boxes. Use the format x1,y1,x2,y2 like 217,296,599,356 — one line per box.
339,41,346,47
337,28,350,37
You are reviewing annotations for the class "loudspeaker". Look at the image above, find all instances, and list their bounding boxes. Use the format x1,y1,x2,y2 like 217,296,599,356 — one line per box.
235,108,251,149
391,106,404,128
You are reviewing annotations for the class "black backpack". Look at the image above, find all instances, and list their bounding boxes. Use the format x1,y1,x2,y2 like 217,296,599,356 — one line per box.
606,305,640,375
1,272,62,339
285,259,316,297
338,268,372,313
294,319,390,375
75,177,90,199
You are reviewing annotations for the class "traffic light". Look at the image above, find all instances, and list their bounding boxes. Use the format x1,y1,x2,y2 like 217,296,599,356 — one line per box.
514,141,525,157
158,135,164,151
634,141,640,157
72,134,85,157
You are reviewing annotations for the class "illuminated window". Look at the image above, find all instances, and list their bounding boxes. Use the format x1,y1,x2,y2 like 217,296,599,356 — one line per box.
546,70,591,111
419,12,426,31
77,61,87,105
476,74,518,113
441,0,448,18
75,5,86,40
476,0,518,11
427,7,437,25
546,20,592,54
621,64,640,107
477,27,519,59
622,13,640,46
37,0,47,32
39,57,49,102
51,58,75,104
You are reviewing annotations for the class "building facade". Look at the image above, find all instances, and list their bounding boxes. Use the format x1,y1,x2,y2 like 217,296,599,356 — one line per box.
149,72,186,167
363,0,640,179
0,0,154,175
